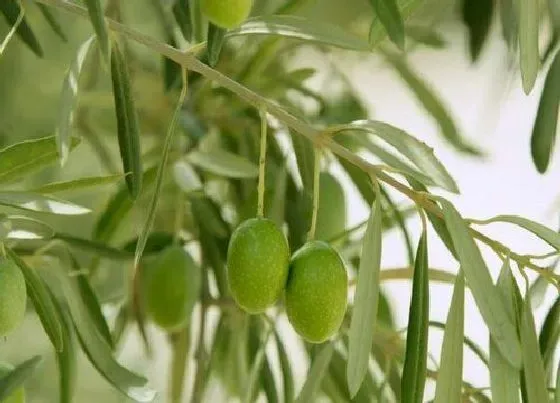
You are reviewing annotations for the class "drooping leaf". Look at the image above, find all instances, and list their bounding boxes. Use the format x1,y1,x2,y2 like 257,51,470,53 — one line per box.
462,0,494,61
382,51,483,155
401,231,429,403
207,23,227,67
500,0,518,49
539,294,560,375
228,15,370,51
55,233,132,260
380,186,414,265
186,149,259,178
0,191,91,215
56,36,96,166
172,0,192,41
83,0,110,63
348,196,382,397
296,343,334,403
36,4,67,42
51,294,77,403
428,321,488,366
368,0,405,49
111,42,143,199
0,0,43,57
243,333,269,403
274,331,294,403
33,174,125,194
0,136,81,185
519,0,540,93
3,215,54,240
438,198,521,368
0,356,42,401
7,249,64,352
531,50,560,173
369,0,422,46
433,271,465,403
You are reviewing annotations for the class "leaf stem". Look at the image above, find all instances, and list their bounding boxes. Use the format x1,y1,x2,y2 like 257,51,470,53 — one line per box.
257,108,268,218
308,148,321,241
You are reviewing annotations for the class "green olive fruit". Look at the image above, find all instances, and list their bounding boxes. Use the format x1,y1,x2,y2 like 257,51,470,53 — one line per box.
0,362,26,403
315,173,347,241
285,241,348,343
0,258,26,337
200,0,253,29
227,217,289,314
144,246,201,331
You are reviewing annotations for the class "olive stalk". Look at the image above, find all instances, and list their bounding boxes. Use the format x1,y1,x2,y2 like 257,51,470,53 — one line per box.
308,148,321,241
256,109,268,218
34,0,559,288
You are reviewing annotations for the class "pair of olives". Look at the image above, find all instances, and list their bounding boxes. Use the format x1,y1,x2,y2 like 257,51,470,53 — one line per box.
227,174,348,343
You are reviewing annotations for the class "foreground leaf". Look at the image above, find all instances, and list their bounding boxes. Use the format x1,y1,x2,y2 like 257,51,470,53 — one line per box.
0,191,90,215
0,356,42,401
0,0,43,57
33,174,125,194
438,198,521,368
539,294,560,374
519,0,539,94
83,0,110,62
368,0,405,49
348,196,382,396
369,0,422,46
433,271,464,403
0,136,81,185
462,0,494,61
186,149,258,178
429,321,488,366
296,343,334,403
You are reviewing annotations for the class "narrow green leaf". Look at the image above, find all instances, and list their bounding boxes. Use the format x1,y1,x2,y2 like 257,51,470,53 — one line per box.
207,23,227,67
6,249,64,352
83,0,110,62
337,120,460,193
438,198,522,368
57,36,95,166
380,186,414,264
539,294,560,374
529,258,557,308
186,149,259,178
368,0,405,49
531,50,560,173
429,321,489,366
260,355,279,403
500,0,518,48
33,174,125,194
0,356,42,400
382,51,483,155
0,191,91,215
401,231,429,403
172,0,192,41
0,136,81,185
0,0,43,57
243,334,268,403
433,271,465,403
122,232,175,256
51,295,77,403
228,15,370,51
296,343,334,403
519,0,540,93
111,42,143,199
291,132,316,191
134,71,187,268
462,0,494,61
274,332,294,403
556,360,560,403
521,291,549,403
36,4,67,42
3,216,54,240
369,0,421,46
55,233,133,260
489,260,520,403
348,196,383,396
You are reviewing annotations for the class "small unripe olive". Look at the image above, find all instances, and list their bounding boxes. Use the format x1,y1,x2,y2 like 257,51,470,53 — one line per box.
200,0,253,29
285,241,348,343
315,173,347,241
227,217,289,314
0,362,26,403
0,258,26,337
144,246,201,331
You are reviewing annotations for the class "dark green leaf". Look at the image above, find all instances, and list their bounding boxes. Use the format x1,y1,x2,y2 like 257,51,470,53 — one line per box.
186,149,259,178
438,198,521,368
368,0,405,49
531,50,560,173
296,343,334,403
0,136,81,185
111,42,143,199
539,294,560,375
519,0,539,94
274,332,294,403
0,356,42,400
348,196,382,397
3,215,54,240
83,0,110,62
290,132,315,190
0,191,90,215
36,4,68,42
433,271,464,403
500,0,518,48
462,0,494,61
7,249,64,352
207,23,227,67
33,174,125,194
122,232,174,256
172,0,192,41
401,232,429,403
0,0,43,57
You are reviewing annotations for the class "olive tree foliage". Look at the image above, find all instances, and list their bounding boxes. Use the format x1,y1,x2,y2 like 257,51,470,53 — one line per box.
0,0,559,402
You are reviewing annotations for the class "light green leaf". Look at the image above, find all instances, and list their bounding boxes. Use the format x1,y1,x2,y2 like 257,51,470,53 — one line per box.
368,0,405,49
173,160,202,192
0,0,43,57
228,15,370,51
429,321,488,366
3,216,54,240
370,0,422,46
539,294,560,375
7,249,64,352
0,136,81,185
186,149,259,178
336,120,459,193
243,334,268,403
401,231,429,403
529,259,557,308
296,343,334,403
33,174,125,194
290,132,315,191
51,295,77,403
56,36,95,166
111,42,143,199
405,25,446,48
556,360,560,403
55,233,133,261
438,198,522,368
274,331,294,403
382,51,483,156
531,50,560,173
489,260,520,403
347,196,382,396
0,191,90,215
83,0,110,63
519,0,540,93
0,356,42,401
521,290,549,403
207,23,226,67
433,271,464,403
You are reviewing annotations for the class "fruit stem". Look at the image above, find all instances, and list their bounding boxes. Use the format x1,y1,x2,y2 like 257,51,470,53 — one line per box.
308,148,321,241
257,108,268,218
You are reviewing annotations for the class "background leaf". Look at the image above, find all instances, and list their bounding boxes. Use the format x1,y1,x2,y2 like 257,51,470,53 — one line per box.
0,0,43,57
462,0,494,61
0,356,42,401
0,191,91,215
207,23,227,67
368,0,405,49
3,216,54,240
296,343,334,403
186,149,259,178
33,175,125,194
519,0,539,93
83,0,110,62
